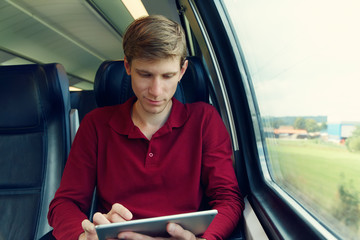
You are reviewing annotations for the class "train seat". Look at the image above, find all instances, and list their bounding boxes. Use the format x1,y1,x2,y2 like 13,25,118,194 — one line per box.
70,90,97,122
0,63,71,239
94,56,210,107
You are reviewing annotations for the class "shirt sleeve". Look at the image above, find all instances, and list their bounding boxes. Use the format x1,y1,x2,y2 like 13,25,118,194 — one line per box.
200,106,245,240
48,113,98,240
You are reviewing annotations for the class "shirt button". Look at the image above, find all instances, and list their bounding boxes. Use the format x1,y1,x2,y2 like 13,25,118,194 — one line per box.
149,153,154,157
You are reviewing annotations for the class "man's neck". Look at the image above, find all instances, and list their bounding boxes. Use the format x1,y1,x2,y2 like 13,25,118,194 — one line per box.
131,100,172,139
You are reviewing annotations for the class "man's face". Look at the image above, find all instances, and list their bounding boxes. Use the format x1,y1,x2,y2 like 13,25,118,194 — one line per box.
124,57,188,115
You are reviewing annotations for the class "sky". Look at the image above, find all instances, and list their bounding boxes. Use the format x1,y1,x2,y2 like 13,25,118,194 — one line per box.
224,0,360,122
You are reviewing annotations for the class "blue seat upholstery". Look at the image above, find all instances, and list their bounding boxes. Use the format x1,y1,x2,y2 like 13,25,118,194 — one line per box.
70,90,97,122
94,56,210,107
0,63,71,239
178,56,210,104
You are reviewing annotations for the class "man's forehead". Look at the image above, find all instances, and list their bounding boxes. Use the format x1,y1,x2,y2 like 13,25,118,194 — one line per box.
133,56,182,64
132,57,182,72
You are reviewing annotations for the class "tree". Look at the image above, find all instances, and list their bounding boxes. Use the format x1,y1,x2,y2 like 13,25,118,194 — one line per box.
294,117,306,130
334,176,360,232
270,118,284,129
319,122,327,131
351,126,360,137
346,126,360,152
294,117,321,132
305,119,320,133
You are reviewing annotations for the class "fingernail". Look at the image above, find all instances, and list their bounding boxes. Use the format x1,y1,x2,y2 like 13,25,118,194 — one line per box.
126,211,133,220
168,223,175,232
118,233,126,239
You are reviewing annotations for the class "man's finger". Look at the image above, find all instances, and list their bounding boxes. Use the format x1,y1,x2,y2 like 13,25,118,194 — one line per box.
167,223,195,240
93,212,111,225
107,203,133,222
81,219,99,240
82,219,96,233
117,231,152,240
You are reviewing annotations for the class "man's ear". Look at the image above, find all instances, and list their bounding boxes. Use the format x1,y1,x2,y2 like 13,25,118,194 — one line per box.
179,60,188,81
124,57,131,75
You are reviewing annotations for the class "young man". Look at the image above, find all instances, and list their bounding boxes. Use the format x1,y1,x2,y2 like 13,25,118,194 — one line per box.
48,15,244,240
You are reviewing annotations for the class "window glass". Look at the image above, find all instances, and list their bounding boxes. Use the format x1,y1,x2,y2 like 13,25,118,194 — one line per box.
223,0,360,239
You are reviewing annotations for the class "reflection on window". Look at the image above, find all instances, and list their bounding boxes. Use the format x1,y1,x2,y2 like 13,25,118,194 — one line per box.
223,0,360,239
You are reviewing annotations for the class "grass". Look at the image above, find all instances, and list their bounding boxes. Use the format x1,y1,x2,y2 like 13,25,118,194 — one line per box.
266,138,360,239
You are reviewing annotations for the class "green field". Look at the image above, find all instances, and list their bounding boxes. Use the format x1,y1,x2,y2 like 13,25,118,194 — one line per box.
266,139,360,239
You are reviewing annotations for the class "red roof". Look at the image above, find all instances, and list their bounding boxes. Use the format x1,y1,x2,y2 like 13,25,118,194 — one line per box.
274,127,307,135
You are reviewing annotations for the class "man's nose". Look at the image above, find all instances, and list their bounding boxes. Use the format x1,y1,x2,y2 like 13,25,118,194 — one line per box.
148,78,162,97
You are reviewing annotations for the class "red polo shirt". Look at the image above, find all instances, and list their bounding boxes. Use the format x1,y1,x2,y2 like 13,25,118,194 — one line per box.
48,97,244,240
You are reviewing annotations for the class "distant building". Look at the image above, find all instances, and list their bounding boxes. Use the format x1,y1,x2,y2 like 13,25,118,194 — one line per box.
274,126,308,139
327,122,360,142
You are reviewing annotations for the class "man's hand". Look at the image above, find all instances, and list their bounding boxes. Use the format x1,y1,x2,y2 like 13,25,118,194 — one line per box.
117,222,202,240
79,203,133,240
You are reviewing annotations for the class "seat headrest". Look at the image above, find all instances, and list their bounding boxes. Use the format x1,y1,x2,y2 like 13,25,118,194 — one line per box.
0,63,70,131
181,56,210,104
0,65,42,129
94,56,209,107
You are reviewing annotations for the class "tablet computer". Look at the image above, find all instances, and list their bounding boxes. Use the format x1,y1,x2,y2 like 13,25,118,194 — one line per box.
95,209,218,240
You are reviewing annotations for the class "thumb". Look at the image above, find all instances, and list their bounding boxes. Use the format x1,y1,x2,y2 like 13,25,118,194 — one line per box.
167,223,195,240
81,219,98,240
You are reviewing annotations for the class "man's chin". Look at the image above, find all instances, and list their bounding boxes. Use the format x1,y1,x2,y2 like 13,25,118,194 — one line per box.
142,100,171,114
144,106,166,114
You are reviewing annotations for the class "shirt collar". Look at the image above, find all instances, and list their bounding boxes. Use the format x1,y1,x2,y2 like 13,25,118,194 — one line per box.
109,96,189,138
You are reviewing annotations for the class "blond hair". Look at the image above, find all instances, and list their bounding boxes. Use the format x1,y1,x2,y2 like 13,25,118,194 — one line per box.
123,15,187,67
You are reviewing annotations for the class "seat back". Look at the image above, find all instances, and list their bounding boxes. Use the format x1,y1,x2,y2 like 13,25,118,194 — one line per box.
70,90,97,122
0,63,71,239
94,56,209,107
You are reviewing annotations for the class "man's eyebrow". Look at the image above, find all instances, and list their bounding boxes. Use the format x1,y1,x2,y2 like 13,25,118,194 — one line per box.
135,68,150,73
135,68,178,75
163,72,177,75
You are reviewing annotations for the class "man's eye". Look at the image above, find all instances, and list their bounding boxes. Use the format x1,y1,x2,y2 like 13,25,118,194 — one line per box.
140,73,151,77
164,74,175,79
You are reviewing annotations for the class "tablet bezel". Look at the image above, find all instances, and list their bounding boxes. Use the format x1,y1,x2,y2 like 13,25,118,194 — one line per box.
95,209,218,240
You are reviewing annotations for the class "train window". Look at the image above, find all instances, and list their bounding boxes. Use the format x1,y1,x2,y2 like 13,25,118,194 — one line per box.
222,0,360,239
